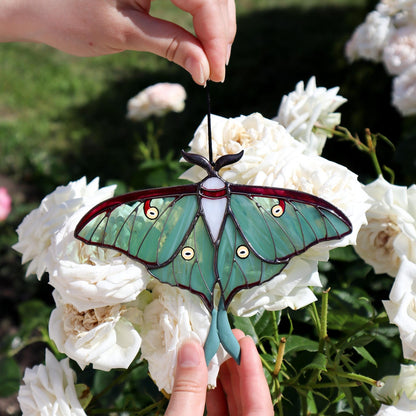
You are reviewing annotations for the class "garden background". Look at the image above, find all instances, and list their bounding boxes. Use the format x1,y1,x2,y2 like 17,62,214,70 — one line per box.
1,0,415,415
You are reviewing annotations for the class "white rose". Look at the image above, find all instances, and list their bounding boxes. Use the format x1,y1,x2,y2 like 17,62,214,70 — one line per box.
17,349,87,416
138,282,227,393
378,0,416,16
127,83,186,121
377,0,416,25
48,206,150,311
375,395,416,415
49,291,142,371
373,364,416,404
383,257,416,360
383,26,416,75
345,11,393,63
13,177,116,279
181,112,307,183
355,176,416,276
392,64,416,116
274,77,347,155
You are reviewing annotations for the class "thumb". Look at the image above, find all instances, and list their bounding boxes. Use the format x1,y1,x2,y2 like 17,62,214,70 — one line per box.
165,341,208,416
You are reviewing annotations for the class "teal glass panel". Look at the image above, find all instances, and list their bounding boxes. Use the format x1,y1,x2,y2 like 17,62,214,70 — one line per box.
122,205,150,254
90,215,108,244
218,217,258,290
291,204,319,246
151,218,215,308
216,216,236,280
149,265,175,286
78,212,106,241
262,213,298,258
114,207,140,252
104,203,140,246
252,196,321,258
230,195,275,258
133,197,175,262
176,218,215,292
293,202,331,242
157,196,198,264
267,201,306,253
218,217,288,306
322,209,351,237
260,262,288,285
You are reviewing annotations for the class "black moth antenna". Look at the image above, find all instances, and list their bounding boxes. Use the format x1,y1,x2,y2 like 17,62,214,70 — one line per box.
181,150,244,177
181,83,244,176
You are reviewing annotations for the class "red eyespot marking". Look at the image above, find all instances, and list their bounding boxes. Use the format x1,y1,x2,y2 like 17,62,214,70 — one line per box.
88,42,93,46
144,200,159,220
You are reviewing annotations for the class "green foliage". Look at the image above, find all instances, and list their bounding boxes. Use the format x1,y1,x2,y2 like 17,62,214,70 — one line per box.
0,358,20,397
235,288,398,416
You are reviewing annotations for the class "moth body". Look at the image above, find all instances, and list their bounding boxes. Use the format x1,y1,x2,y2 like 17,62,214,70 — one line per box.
200,177,227,242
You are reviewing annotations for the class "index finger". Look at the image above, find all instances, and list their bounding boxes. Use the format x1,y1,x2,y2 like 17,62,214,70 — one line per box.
171,0,236,82
238,336,274,416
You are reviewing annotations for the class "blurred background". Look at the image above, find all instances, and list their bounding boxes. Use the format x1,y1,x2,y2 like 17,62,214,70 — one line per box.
1,0,414,414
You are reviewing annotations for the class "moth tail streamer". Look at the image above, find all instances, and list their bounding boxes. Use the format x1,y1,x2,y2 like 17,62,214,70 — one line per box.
204,297,241,365
204,308,221,366
217,297,241,364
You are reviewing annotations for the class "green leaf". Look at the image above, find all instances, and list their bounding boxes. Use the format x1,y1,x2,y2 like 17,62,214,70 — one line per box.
0,357,21,397
251,310,276,339
345,334,376,349
306,390,318,413
329,246,359,262
327,312,370,333
284,335,319,355
353,346,377,367
232,316,258,343
301,352,327,372
232,310,275,344
75,383,93,409
17,299,52,338
260,352,277,372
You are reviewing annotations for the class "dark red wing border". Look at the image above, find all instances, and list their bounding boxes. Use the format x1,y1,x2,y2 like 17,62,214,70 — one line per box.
74,184,199,238
229,183,353,232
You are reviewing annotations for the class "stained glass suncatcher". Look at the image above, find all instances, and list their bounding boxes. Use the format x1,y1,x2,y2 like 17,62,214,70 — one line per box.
75,150,352,364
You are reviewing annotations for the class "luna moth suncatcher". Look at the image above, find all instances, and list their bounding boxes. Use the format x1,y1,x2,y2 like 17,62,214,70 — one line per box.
74,150,352,365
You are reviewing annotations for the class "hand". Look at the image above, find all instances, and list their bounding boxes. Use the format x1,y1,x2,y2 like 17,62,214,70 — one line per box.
165,330,274,416
206,330,274,416
0,0,236,85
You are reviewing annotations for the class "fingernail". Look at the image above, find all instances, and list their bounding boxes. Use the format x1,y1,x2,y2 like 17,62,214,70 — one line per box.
226,43,232,66
178,342,202,368
184,57,207,86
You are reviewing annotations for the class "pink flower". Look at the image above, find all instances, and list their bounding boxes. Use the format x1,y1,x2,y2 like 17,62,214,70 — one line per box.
0,187,11,221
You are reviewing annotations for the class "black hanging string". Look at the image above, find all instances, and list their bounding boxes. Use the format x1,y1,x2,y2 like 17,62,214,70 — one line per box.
206,82,214,166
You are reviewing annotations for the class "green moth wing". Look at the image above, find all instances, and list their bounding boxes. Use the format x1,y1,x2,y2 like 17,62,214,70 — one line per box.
74,153,353,365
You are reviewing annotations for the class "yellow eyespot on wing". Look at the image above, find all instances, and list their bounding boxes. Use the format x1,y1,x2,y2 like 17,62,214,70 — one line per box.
181,246,195,260
236,245,249,259
271,203,284,218
146,207,159,220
